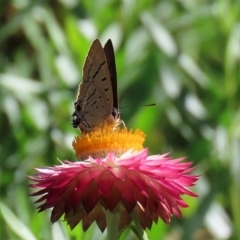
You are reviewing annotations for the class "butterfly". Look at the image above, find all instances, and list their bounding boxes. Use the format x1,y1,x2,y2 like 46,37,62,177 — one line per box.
72,39,120,133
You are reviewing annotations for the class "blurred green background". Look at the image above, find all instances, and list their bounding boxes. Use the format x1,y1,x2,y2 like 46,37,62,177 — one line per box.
1,0,240,239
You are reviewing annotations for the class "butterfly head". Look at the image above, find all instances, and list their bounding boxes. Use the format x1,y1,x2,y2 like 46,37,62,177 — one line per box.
72,102,82,128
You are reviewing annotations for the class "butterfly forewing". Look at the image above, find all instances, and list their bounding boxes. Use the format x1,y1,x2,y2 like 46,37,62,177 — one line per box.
83,40,113,117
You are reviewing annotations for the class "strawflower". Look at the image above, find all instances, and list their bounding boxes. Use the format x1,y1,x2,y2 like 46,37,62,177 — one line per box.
30,126,198,239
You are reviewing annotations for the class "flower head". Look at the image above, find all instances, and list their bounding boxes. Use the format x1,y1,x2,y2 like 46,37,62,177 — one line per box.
30,128,198,232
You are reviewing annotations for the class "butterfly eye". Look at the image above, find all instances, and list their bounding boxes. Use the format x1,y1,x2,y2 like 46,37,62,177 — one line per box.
75,104,81,111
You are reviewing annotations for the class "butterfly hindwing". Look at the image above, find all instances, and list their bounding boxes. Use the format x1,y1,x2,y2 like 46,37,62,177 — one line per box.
104,40,118,112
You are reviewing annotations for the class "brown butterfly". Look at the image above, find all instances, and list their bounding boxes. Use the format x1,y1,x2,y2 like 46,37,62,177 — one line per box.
72,39,120,133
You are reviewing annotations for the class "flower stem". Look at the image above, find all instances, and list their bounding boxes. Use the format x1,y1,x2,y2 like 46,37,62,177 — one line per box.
131,212,149,240
105,209,121,240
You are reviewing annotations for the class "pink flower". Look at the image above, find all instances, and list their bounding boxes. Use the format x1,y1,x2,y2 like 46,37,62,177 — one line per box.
30,129,198,232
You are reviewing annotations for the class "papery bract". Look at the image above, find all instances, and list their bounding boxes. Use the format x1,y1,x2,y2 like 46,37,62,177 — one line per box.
30,147,198,232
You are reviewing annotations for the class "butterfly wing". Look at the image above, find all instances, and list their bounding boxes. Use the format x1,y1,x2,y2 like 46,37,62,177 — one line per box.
104,39,119,115
72,39,113,132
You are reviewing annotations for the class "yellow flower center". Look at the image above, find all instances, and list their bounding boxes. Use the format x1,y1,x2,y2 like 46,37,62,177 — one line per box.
72,127,145,160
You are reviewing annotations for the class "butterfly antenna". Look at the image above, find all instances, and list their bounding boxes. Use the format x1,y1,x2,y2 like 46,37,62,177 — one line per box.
120,103,156,110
